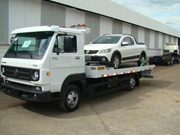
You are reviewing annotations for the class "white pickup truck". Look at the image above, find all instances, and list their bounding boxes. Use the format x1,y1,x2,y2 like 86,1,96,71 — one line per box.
84,34,147,68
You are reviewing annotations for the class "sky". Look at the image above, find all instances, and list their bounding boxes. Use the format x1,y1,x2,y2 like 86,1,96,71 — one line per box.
111,0,180,31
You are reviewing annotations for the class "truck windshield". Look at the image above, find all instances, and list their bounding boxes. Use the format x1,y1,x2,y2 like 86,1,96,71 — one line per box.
92,36,121,44
4,31,54,59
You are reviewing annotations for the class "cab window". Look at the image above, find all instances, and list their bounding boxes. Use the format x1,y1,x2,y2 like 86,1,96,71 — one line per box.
53,35,77,53
122,37,134,45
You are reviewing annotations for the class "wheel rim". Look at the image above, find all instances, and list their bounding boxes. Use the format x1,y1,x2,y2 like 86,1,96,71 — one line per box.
67,90,79,108
168,61,170,65
113,57,120,68
141,56,145,61
130,77,136,89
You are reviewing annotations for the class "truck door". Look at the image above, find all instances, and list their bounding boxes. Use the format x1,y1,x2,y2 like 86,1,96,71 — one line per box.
50,34,80,92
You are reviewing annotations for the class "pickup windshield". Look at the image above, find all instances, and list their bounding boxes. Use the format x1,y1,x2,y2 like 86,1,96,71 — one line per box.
4,31,54,59
92,35,121,44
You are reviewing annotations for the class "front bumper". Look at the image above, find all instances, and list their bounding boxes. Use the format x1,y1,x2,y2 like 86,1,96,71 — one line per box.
1,82,57,102
86,56,110,64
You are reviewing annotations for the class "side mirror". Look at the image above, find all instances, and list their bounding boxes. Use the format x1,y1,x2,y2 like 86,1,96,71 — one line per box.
56,48,60,55
10,37,15,43
121,41,129,46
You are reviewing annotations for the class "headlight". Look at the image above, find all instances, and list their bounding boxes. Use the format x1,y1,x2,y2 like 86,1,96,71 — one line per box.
99,49,111,53
31,70,39,81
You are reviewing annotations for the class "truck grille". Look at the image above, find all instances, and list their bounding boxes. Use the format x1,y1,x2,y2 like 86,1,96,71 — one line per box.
2,66,31,80
84,50,99,54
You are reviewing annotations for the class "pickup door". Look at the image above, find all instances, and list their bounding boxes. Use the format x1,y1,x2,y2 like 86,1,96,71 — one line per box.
121,37,140,61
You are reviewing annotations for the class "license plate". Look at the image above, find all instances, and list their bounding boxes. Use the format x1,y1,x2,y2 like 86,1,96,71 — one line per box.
85,56,91,60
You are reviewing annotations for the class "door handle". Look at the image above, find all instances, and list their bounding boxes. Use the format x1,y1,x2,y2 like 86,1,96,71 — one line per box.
75,56,80,59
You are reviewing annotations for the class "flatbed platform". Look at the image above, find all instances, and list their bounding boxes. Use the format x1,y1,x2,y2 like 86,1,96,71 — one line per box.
85,64,155,78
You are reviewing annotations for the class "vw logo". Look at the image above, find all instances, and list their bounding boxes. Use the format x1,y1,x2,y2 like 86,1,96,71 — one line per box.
14,69,18,77
86,50,90,54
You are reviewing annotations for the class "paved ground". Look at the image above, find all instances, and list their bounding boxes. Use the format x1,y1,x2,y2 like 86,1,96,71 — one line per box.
1,64,180,135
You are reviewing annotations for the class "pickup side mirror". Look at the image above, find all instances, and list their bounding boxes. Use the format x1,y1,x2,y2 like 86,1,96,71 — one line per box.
121,41,129,46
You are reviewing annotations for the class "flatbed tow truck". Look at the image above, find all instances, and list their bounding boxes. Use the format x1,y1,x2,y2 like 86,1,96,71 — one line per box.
1,24,155,112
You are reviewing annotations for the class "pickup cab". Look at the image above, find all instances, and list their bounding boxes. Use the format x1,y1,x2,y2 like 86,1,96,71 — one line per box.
84,34,147,68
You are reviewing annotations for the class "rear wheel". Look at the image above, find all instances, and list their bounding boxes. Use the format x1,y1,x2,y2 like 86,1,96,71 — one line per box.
110,54,120,69
126,74,136,91
177,59,179,63
170,58,173,65
138,53,146,66
59,85,81,112
163,57,171,66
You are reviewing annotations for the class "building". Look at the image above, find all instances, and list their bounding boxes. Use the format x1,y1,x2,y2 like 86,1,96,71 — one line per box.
0,0,180,61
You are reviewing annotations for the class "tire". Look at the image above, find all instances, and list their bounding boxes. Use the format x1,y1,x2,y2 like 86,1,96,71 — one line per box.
170,58,173,65
126,74,136,91
149,57,154,65
177,59,179,63
59,85,81,112
163,57,170,66
110,54,120,69
138,53,146,66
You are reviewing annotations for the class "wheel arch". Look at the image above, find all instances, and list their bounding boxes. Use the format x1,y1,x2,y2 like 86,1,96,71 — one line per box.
140,50,147,58
111,50,122,60
60,73,86,98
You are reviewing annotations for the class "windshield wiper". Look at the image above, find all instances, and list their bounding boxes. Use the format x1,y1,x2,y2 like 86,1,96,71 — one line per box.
19,50,33,58
14,52,17,57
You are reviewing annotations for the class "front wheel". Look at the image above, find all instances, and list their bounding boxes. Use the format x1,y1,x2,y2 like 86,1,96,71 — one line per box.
110,54,121,69
59,85,81,112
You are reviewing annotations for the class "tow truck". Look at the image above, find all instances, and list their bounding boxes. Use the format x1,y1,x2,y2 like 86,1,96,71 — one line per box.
1,24,155,112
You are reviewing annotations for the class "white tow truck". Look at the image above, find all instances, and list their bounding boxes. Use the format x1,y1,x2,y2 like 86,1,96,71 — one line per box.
1,24,155,112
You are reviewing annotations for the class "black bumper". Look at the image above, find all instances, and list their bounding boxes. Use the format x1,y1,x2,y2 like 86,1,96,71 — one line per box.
1,82,54,102
86,56,110,64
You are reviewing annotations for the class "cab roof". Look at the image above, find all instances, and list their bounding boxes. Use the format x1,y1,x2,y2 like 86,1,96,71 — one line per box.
11,25,90,35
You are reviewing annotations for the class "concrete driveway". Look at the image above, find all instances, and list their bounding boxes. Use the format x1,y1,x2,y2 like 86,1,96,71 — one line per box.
0,64,180,135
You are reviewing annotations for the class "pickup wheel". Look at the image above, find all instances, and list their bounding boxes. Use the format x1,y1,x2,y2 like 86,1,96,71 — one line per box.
59,85,81,112
111,54,120,69
138,53,146,66
126,74,136,91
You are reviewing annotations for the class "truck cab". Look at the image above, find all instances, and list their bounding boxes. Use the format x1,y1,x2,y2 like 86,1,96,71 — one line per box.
1,25,90,105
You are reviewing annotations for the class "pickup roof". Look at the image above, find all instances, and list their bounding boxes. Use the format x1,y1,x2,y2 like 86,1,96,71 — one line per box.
84,34,147,68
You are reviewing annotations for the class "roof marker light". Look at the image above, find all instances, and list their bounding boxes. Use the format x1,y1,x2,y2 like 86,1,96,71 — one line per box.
70,24,76,28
